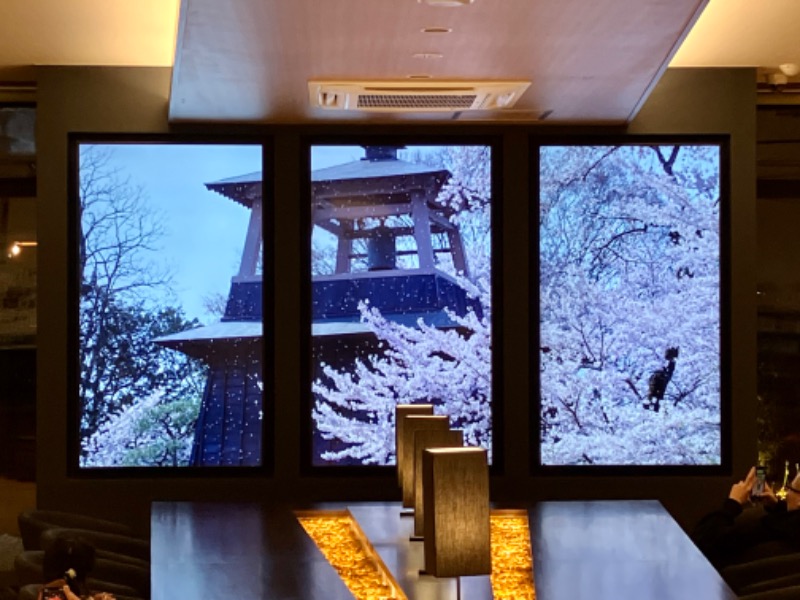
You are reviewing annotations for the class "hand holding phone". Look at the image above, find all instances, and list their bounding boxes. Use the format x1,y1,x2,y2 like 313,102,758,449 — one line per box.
41,587,67,600
753,465,767,496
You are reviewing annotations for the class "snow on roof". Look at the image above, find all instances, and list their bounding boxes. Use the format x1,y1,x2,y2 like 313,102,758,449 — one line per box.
204,159,446,189
152,321,263,360
207,171,263,186
312,159,447,183
204,159,449,206
153,321,262,344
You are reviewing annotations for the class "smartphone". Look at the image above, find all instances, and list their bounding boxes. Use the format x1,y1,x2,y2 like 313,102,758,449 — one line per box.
41,588,66,600
753,465,767,496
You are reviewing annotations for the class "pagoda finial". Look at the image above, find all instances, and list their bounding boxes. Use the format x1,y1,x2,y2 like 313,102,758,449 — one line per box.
362,145,406,161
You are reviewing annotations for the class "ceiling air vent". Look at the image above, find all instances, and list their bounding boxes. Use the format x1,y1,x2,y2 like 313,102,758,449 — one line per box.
309,80,531,112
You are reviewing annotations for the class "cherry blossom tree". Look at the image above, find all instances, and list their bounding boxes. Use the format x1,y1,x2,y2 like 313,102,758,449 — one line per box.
78,146,207,466
81,389,201,467
539,144,722,465
312,146,493,465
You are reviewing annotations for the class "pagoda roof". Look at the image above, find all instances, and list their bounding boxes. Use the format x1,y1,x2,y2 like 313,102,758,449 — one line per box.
205,159,450,207
211,171,262,185
152,321,261,360
205,171,262,208
312,159,448,183
312,310,461,337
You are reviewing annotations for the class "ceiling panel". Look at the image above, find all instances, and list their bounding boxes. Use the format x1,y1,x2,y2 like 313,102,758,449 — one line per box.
168,0,708,124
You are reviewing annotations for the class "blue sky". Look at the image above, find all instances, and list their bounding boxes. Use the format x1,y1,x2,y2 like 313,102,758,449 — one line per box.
83,143,368,323
311,145,365,170
82,143,445,323
84,143,262,323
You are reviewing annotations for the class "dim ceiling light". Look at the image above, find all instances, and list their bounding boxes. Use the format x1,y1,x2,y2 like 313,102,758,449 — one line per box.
418,0,475,6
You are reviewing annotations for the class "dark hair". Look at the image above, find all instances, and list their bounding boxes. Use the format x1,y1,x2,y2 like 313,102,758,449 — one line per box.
42,533,96,597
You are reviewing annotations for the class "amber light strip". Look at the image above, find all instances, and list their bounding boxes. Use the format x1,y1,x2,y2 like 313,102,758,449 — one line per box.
490,510,536,599
297,511,408,600
298,509,535,599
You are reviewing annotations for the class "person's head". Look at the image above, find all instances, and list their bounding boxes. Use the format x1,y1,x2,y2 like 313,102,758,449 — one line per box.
786,473,800,512
41,533,95,596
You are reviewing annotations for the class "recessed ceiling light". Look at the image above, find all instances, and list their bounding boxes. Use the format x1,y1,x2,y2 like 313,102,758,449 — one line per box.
412,52,444,59
422,27,453,33
418,0,475,5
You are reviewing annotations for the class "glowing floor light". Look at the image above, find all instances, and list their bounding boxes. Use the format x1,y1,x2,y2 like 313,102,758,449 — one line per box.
298,509,535,599
297,511,408,600
490,510,536,599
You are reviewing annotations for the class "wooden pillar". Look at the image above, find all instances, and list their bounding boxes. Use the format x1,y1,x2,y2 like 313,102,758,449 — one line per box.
411,192,434,270
447,229,469,277
335,226,352,274
237,196,262,278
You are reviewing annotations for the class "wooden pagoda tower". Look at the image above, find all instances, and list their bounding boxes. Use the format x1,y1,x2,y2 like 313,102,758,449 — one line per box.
153,172,264,467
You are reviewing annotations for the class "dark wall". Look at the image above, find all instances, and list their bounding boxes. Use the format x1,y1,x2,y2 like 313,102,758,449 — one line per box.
0,347,36,479
36,66,756,534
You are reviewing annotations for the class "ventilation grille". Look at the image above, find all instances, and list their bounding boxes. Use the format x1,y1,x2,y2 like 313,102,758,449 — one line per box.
357,94,478,109
309,80,530,113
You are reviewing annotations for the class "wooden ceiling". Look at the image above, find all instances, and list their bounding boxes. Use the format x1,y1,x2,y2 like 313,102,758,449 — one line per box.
168,0,708,125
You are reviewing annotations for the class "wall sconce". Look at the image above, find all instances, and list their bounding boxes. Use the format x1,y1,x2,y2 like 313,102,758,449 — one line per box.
8,240,37,258
423,447,491,577
760,63,800,92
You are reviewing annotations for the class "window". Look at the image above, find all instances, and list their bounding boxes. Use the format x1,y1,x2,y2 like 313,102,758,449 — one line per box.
306,141,498,468
70,136,271,472
535,138,728,470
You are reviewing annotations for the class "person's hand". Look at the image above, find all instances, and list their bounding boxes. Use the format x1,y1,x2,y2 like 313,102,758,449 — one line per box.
38,580,67,600
729,466,756,505
62,586,81,600
753,481,779,506
36,584,76,600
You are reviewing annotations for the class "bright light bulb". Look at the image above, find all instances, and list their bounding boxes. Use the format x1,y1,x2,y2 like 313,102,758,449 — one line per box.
9,243,21,257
